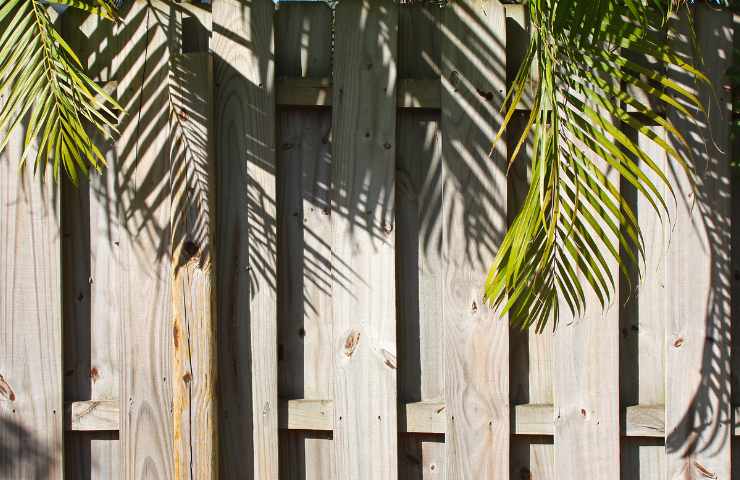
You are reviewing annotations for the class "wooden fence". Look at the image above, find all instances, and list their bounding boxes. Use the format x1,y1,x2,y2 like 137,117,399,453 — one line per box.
0,0,737,478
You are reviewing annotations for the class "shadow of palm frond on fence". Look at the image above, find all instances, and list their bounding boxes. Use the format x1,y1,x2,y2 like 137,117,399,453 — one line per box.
51,0,737,476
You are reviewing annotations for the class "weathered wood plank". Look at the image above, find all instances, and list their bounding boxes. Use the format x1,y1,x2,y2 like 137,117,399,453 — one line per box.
621,128,668,479
507,111,555,480
624,405,665,438
665,6,733,479
276,78,440,109
66,401,120,432
66,399,706,439
112,3,175,479
277,78,332,107
212,0,279,477
331,2,399,478
552,111,621,480
275,3,334,479
396,6,445,478
513,404,555,436
440,1,509,477
279,400,334,431
61,8,122,479
0,140,63,479
396,108,445,477
404,402,446,435
552,246,621,473
170,49,217,480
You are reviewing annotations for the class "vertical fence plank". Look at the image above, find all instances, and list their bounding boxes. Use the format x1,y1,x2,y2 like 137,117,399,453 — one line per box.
396,5,445,479
170,48,217,479
440,0,511,473
331,1,399,478
552,116,621,480
620,129,667,480
396,110,445,479
0,148,63,478
551,200,621,474
552,202,621,478
212,0,279,477
505,6,555,479
113,3,174,478
275,3,334,479
507,113,555,480
665,6,733,479
441,1,509,478
61,8,122,479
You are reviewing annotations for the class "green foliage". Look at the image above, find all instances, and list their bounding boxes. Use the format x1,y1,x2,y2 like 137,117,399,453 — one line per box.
0,0,121,182
485,0,709,331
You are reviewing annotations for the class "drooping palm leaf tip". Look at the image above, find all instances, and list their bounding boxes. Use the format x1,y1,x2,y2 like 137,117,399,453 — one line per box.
485,0,710,332
0,0,122,183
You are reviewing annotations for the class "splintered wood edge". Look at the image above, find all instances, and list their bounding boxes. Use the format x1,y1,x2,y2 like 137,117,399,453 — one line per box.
69,400,736,437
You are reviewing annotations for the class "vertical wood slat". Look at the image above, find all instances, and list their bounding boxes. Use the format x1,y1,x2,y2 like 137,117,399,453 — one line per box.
0,148,63,477
666,6,733,479
275,3,334,480
170,49,217,479
331,1,399,478
396,5,446,479
396,109,445,479
505,6,555,479
440,1,509,478
552,201,621,478
113,2,175,479
212,0,279,477
619,129,668,480
550,49,621,480
61,8,122,480
551,134,621,476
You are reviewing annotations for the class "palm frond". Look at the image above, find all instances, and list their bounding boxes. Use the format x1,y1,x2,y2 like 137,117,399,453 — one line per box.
0,0,121,183
485,0,709,332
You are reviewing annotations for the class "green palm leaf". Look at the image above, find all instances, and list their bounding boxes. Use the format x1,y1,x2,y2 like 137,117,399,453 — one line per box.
486,0,708,332
0,0,121,182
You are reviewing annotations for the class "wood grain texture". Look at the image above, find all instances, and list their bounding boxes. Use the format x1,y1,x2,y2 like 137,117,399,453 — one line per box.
212,0,279,477
507,14,554,473
396,6,445,478
552,118,621,479
440,1,510,477
279,400,333,431
61,138,123,480
0,140,63,479
112,3,175,478
552,232,621,474
170,49,217,480
276,78,440,109
665,7,733,480
61,8,122,479
66,401,120,432
275,4,335,479
331,2,399,478
507,112,555,480
623,129,668,479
